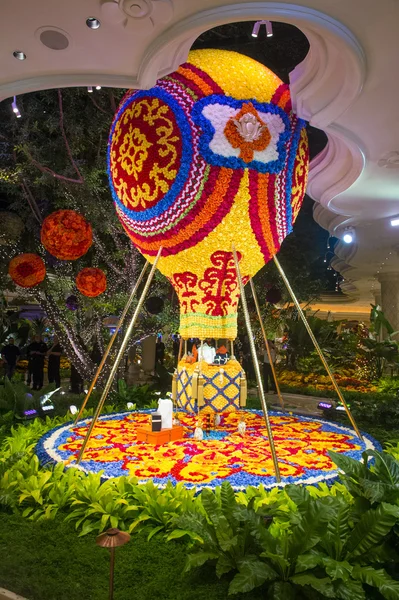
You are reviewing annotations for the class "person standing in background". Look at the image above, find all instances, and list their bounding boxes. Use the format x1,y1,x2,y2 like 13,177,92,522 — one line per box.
47,335,62,388
155,334,165,365
27,334,48,390
1,337,20,380
263,339,277,394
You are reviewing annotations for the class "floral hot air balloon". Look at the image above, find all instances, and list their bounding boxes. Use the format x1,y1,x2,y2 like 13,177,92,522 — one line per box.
108,49,309,341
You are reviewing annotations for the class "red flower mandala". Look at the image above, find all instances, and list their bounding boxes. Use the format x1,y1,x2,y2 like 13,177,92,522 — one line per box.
41,210,92,260
9,253,46,288
76,267,106,297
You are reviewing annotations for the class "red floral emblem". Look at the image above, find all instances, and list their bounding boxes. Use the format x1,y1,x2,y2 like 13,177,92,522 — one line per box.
199,251,242,316
172,272,199,314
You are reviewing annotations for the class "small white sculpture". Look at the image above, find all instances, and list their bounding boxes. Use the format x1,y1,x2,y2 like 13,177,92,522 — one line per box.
234,113,266,142
194,422,203,441
238,417,246,436
157,398,173,429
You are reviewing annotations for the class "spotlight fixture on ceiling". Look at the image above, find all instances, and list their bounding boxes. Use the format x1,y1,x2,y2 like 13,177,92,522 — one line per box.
252,20,273,38
87,86,93,93
391,216,399,227
342,226,355,244
86,17,101,29
11,96,21,118
13,50,26,60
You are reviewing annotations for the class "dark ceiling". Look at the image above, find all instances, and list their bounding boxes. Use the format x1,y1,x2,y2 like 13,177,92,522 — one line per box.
192,20,328,161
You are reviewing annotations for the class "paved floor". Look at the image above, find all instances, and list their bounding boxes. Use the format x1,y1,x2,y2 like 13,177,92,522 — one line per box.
248,388,337,417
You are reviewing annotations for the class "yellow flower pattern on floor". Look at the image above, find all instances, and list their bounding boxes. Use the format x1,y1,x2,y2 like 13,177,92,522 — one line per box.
37,410,378,490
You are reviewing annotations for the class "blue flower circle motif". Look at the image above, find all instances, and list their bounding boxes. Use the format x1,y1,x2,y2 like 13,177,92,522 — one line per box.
192,95,291,174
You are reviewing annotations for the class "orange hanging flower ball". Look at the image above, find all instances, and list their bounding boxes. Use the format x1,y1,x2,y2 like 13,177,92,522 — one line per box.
41,210,92,260
8,253,46,288
76,267,107,297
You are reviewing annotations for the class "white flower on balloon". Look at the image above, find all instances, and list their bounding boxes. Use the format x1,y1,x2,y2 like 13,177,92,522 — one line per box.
193,96,290,173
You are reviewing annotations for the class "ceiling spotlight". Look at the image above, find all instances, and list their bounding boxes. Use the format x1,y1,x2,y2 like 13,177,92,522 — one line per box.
252,21,273,38
11,96,21,118
87,86,93,93
86,17,101,29
252,22,261,37
13,50,26,60
95,85,101,90
342,227,355,244
391,216,399,227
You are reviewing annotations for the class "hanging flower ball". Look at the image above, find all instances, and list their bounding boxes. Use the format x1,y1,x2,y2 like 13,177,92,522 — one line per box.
41,210,92,260
66,294,79,311
76,268,107,297
8,253,46,288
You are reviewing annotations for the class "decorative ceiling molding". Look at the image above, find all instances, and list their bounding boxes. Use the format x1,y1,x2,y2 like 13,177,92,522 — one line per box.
138,3,366,105
308,126,365,217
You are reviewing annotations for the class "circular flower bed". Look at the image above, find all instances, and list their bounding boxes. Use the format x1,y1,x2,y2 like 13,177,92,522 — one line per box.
8,253,46,288
37,410,379,490
41,210,92,260
76,267,106,297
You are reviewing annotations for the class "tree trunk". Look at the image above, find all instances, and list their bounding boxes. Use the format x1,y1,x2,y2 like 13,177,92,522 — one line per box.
39,292,96,380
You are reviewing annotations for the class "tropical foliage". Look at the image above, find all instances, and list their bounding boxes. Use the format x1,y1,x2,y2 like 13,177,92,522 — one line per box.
2,415,399,598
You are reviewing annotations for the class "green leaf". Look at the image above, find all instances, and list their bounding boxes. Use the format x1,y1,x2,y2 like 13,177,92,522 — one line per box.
78,522,96,537
184,551,218,573
333,579,365,600
229,559,277,595
353,566,399,600
291,573,335,598
345,503,399,559
268,581,296,600
367,451,399,486
322,557,353,582
295,552,321,573
166,529,204,544
329,451,366,479
285,485,310,508
216,553,235,578
147,525,164,541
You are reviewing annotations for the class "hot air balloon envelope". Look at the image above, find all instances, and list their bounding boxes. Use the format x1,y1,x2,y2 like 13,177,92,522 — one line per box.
108,49,308,341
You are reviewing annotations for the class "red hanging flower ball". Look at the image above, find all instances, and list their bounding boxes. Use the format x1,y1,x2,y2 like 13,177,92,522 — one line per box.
76,268,107,297
41,209,92,260
8,253,46,288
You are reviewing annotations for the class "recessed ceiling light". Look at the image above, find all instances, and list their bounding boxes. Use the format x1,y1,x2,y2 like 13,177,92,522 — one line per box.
13,50,26,60
391,217,399,227
86,17,101,29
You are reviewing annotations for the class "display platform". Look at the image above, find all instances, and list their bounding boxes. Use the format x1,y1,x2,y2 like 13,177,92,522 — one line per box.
36,410,379,491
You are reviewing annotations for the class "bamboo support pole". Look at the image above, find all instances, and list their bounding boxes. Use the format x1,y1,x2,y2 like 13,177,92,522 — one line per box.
76,248,163,463
273,254,363,440
249,278,285,410
232,245,281,482
74,261,149,425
